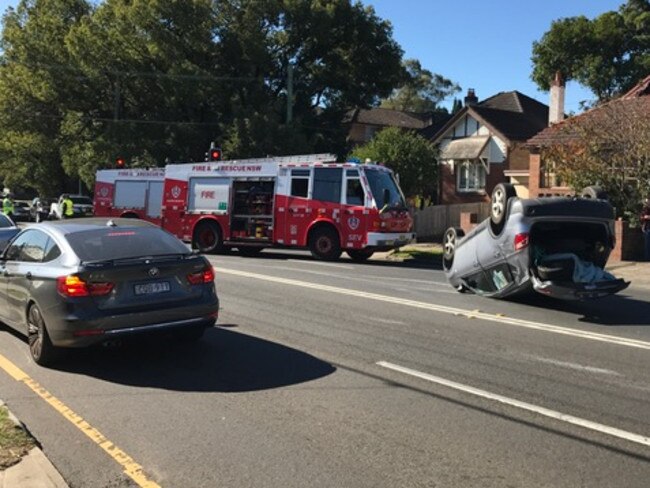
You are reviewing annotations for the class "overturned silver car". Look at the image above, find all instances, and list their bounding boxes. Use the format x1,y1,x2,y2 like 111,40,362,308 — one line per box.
442,184,629,300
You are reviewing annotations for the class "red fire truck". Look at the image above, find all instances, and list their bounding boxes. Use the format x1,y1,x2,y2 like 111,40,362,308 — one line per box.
94,154,415,261
94,168,165,224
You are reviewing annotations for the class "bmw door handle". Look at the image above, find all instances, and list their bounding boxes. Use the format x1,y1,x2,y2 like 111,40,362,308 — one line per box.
25,272,32,280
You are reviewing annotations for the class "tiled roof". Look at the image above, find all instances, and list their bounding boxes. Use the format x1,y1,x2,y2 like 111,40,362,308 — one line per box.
527,76,650,147
429,91,549,144
348,108,432,129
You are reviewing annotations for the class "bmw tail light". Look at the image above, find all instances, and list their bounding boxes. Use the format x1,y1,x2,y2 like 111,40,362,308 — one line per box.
57,275,114,297
57,275,89,297
514,232,530,251
187,265,215,285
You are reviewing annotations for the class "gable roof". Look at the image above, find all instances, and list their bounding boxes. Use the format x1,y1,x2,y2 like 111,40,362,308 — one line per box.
429,91,549,145
527,75,650,148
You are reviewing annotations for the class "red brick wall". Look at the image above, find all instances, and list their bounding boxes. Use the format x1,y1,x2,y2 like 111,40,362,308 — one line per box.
611,219,644,262
528,152,541,197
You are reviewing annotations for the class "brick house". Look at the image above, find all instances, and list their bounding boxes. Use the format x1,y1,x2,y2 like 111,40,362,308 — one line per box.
527,74,650,198
346,107,450,146
428,89,549,204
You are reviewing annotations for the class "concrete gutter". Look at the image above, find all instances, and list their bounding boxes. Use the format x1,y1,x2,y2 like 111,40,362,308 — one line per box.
0,401,68,488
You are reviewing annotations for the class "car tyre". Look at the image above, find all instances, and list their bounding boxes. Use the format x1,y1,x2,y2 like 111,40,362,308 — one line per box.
442,227,464,270
27,304,59,366
490,183,517,233
581,186,608,200
347,249,374,262
193,221,224,254
309,227,342,261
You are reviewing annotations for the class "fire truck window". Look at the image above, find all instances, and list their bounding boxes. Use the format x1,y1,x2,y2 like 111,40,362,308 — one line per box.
346,178,364,205
313,168,342,204
290,169,309,197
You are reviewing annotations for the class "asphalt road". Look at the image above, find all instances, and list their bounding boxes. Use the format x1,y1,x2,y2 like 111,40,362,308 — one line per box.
1,249,649,487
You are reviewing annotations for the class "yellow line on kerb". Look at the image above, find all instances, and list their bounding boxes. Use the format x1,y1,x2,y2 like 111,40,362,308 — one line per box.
0,354,161,488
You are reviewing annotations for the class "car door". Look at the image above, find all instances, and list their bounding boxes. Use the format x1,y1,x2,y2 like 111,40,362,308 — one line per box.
3,230,53,328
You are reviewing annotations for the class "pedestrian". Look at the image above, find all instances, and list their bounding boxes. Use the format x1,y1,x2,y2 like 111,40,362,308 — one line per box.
640,197,650,261
60,194,74,219
2,192,14,218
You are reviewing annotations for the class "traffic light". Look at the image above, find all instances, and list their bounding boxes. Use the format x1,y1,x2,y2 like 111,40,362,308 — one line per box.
209,147,222,162
116,157,125,169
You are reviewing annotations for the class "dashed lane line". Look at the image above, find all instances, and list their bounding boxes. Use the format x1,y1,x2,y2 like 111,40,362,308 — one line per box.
216,267,650,351
0,354,161,488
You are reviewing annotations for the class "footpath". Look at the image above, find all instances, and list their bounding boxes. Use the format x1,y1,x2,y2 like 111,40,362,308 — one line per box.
2,245,649,488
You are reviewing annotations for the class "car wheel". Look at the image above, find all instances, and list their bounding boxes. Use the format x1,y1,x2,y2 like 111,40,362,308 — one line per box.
581,186,608,200
27,304,58,366
309,227,342,261
238,247,264,257
193,222,224,254
442,227,464,269
490,183,517,235
346,249,374,262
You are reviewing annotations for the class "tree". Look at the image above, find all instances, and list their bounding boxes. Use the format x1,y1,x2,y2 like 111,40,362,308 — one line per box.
542,99,650,222
350,126,438,200
380,59,460,113
531,0,650,102
0,0,406,192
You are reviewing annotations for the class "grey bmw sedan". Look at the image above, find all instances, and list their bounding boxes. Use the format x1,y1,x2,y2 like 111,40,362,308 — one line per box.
0,218,219,366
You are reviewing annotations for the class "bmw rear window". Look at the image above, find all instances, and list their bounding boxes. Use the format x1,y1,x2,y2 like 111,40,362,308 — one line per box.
65,227,190,262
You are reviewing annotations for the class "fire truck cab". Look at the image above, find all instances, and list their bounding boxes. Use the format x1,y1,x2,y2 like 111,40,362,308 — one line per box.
162,154,415,261
94,169,165,224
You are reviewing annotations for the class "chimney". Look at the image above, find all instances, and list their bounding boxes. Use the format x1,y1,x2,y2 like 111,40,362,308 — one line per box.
464,88,478,106
549,71,565,125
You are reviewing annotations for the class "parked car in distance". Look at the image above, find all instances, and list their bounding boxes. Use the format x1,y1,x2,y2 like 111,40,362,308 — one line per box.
11,201,32,222
442,183,629,300
49,194,94,219
0,218,219,366
0,214,19,251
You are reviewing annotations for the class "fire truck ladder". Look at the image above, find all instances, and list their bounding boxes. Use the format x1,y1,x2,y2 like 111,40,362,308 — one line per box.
218,153,338,165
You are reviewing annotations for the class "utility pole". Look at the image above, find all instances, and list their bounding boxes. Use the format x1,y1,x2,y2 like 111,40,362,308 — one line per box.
286,63,293,124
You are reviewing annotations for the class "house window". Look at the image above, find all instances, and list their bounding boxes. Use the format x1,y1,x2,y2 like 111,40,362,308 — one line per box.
457,160,486,192
364,125,378,141
540,162,563,188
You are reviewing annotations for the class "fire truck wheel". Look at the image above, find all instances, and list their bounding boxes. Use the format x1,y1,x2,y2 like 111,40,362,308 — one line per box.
193,222,224,254
309,227,342,261
346,249,374,262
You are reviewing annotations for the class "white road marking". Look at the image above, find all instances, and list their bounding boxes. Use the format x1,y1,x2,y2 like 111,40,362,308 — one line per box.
216,267,650,351
369,317,406,325
528,355,622,377
377,361,650,448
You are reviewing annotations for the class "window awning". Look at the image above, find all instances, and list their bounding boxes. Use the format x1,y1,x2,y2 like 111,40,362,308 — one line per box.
440,136,490,160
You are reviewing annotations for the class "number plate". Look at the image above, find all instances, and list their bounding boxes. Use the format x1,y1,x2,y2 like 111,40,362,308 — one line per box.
134,281,171,295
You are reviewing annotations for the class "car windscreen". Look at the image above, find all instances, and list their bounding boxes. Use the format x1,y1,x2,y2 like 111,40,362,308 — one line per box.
65,227,190,262
0,214,12,228
364,168,406,209
71,197,93,205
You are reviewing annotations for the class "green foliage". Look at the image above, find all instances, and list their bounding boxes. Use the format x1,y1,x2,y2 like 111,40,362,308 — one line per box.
380,59,460,113
350,126,437,198
0,0,406,193
543,100,650,222
532,0,650,102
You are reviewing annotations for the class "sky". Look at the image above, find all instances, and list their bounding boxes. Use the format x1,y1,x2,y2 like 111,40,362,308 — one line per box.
0,0,625,114
365,0,625,113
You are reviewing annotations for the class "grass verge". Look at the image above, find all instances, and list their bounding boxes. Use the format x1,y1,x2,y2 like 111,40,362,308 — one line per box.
389,245,443,263
0,404,36,470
